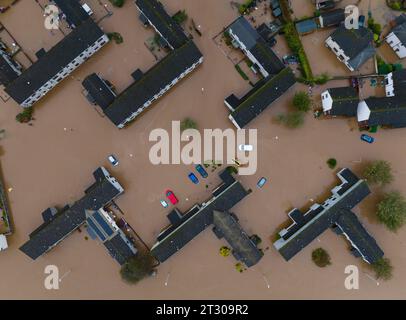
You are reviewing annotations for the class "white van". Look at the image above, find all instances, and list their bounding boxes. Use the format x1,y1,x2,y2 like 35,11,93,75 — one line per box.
0,234,8,251
82,3,94,16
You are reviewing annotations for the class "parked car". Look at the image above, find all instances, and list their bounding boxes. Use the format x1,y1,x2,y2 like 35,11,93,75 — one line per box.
82,3,94,16
316,0,335,11
188,172,199,184
239,144,254,151
358,15,365,28
361,134,375,144
165,190,179,205
160,200,169,208
195,164,208,178
283,55,299,65
270,0,280,10
108,154,119,166
272,7,282,18
257,177,268,188
0,235,8,251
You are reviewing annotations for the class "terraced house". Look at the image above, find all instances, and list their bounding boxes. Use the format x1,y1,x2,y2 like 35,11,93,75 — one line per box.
99,0,204,128
224,16,296,129
5,2,108,108
274,169,384,264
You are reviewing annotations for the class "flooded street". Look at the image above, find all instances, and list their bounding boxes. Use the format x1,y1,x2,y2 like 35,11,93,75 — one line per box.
0,0,406,299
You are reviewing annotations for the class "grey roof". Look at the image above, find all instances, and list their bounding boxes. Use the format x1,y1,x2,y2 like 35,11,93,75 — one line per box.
392,69,406,97
103,231,137,265
335,210,384,264
19,168,123,260
0,52,19,85
296,19,318,34
392,20,406,45
135,0,188,49
329,25,376,70
5,19,107,105
151,170,249,263
228,16,261,50
213,211,263,267
229,67,296,128
363,96,406,128
82,73,116,110
103,41,202,126
275,169,383,264
328,87,359,116
319,8,345,27
53,0,90,27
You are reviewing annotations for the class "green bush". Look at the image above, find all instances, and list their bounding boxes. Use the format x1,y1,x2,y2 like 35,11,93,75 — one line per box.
108,32,124,44
363,160,393,185
173,10,188,24
220,246,231,257
109,0,125,7
180,118,198,131
312,248,331,268
120,253,155,284
377,191,406,232
327,158,337,169
235,64,249,80
16,107,33,123
293,91,311,112
371,258,393,280
277,111,305,128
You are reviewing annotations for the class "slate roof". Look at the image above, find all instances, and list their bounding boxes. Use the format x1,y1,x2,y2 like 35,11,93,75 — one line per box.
329,25,376,70
363,96,406,128
5,19,106,105
103,231,137,265
82,73,116,110
319,8,345,27
19,168,123,260
213,211,263,267
135,0,189,49
103,40,202,126
228,16,260,50
335,209,384,264
53,0,90,27
328,87,359,116
274,169,383,264
392,13,406,45
296,19,318,34
0,52,19,85
151,170,249,263
392,69,406,97
229,67,296,128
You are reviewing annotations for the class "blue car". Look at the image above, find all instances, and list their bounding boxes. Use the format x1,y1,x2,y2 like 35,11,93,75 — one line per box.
195,164,208,178
188,172,199,184
361,134,375,144
257,177,267,188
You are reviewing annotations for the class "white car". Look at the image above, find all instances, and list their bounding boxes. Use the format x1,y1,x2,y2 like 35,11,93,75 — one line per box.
108,155,119,166
238,144,253,152
0,235,8,251
160,200,169,208
82,3,94,16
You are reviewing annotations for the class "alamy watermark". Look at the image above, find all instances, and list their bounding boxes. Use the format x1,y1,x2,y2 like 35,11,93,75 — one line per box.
344,5,360,30
149,121,258,175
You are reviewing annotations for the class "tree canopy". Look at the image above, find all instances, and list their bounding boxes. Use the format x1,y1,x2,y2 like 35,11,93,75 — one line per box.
292,91,311,112
363,160,394,185
371,257,393,281
312,248,331,268
377,191,406,232
120,252,155,284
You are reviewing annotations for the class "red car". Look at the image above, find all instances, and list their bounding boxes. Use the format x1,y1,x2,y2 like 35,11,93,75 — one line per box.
165,190,179,205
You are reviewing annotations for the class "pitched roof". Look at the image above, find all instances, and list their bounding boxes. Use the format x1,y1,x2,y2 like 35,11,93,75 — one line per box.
295,19,318,34
363,96,406,128
327,87,359,116
135,0,189,49
5,19,106,104
329,25,376,70
274,169,383,264
391,22,406,45
335,210,384,264
53,0,90,27
82,73,116,110
213,211,263,267
319,8,345,27
103,231,137,265
229,67,296,128
0,51,20,85
19,168,123,260
228,16,260,50
103,41,202,126
151,170,249,263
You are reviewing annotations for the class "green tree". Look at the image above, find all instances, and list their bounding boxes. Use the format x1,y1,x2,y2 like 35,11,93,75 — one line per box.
173,10,188,24
277,111,305,129
292,91,311,112
120,253,155,284
16,107,33,123
109,0,125,7
371,258,393,280
312,248,331,268
327,158,337,169
363,160,393,185
377,191,406,232
180,118,197,131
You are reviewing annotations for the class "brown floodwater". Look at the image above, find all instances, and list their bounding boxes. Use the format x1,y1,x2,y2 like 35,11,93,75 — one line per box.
0,0,405,299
